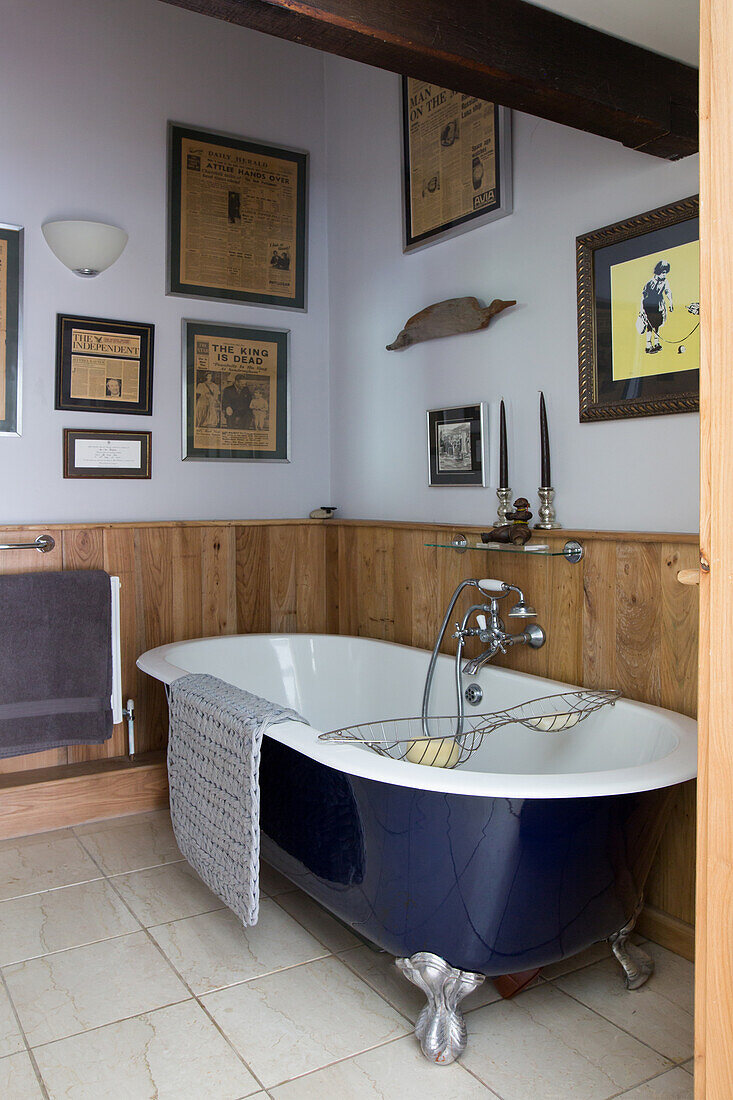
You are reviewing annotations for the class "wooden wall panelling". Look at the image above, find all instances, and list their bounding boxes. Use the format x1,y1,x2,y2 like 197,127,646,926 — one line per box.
582,539,618,690
615,542,662,706
407,530,441,651
269,526,298,632
134,527,175,754
337,524,358,636
295,525,328,633
104,527,141,759
360,526,396,640
201,526,237,637
63,527,126,764
324,524,341,635
235,525,271,634
544,542,584,686
0,527,69,774
172,526,203,642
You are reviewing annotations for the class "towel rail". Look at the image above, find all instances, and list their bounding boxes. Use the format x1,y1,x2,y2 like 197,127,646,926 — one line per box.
0,534,55,553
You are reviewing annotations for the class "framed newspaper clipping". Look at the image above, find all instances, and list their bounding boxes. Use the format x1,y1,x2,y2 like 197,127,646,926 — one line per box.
402,78,512,252
55,314,154,415
183,320,290,462
0,223,23,435
168,123,308,311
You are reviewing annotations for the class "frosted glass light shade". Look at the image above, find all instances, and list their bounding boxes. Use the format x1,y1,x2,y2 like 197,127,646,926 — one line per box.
42,220,128,277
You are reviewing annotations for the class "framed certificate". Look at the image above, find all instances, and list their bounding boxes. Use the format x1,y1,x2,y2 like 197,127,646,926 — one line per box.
168,122,308,311
182,319,290,462
0,223,23,435
63,429,152,479
55,314,154,415
402,78,512,252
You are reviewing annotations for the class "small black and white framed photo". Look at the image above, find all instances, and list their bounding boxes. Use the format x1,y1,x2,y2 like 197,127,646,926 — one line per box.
427,403,487,486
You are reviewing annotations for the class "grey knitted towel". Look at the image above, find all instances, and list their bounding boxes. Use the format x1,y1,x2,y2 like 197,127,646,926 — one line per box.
167,673,307,926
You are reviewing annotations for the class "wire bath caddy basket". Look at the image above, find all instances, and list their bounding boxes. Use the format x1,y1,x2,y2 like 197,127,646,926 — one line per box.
319,689,621,769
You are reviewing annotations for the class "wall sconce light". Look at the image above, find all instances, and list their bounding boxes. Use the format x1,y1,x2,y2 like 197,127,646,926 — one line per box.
41,219,128,277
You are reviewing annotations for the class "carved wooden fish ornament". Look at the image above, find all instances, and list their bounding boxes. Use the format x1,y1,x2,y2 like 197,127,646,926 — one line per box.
386,296,516,351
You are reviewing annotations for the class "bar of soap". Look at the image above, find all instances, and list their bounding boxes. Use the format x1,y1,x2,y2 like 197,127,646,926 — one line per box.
525,712,582,732
405,737,461,768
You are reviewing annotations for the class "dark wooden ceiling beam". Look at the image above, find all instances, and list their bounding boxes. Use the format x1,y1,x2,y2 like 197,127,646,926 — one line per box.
161,0,698,159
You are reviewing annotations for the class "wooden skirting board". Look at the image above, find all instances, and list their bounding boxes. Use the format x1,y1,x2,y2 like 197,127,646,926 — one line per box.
0,518,699,959
0,752,168,840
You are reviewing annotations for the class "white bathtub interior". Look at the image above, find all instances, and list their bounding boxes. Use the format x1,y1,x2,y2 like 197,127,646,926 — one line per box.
137,633,696,800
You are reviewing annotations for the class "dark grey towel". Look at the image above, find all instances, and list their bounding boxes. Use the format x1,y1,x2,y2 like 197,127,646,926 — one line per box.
0,569,113,758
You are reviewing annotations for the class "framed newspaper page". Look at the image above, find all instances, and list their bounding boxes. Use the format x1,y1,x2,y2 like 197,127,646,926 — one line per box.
168,123,308,311
64,429,151,479
182,320,290,462
55,314,154,415
0,223,23,435
402,78,512,252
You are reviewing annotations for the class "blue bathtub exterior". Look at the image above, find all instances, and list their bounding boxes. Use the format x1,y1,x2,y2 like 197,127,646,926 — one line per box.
259,738,673,976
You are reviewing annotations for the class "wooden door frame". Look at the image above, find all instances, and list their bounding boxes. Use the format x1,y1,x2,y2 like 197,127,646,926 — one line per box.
696,1,732,1094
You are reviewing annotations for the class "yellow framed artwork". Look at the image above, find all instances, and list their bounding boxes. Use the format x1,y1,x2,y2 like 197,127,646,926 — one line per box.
577,196,699,421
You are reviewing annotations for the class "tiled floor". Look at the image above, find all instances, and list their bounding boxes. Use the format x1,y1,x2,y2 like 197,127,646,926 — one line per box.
0,810,694,1099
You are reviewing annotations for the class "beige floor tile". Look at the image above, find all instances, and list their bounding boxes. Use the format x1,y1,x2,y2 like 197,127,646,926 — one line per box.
0,830,101,902
271,1034,489,1098
0,1051,43,1098
0,879,140,966
461,983,670,1100
554,943,694,1061
0,980,25,1058
149,899,329,994
260,862,297,897
202,955,410,1087
681,1059,694,1075
339,945,501,1024
33,1000,260,1100
274,890,360,953
76,813,181,875
619,1066,694,1098
112,861,225,926
73,809,172,836
4,931,189,1046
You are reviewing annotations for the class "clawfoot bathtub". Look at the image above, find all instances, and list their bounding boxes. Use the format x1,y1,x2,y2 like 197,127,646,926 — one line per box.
138,633,697,1064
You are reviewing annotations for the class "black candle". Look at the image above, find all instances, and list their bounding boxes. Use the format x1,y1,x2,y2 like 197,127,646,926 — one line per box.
499,400,508,488
539,392,551,487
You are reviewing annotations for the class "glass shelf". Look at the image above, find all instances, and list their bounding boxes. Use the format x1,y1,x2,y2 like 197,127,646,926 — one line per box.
426,536,584,563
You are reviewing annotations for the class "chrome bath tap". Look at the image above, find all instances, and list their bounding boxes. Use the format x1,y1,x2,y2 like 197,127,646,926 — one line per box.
460,582,545,675
421,578,545,739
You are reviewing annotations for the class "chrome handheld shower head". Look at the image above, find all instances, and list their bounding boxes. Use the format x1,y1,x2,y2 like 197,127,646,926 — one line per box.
508,600,537,619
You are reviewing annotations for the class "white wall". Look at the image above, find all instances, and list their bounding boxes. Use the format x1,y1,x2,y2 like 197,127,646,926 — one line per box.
324,57,700,532
0,0,331,524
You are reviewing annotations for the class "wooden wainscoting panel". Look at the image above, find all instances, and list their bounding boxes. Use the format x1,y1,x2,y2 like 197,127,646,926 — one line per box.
171,526,204,643
324,524,341,635
615,542,662,706
201,526,237,636
235,525,271,634
660,542,700,719
296,525,328,633
543,548,584,685
269,526,298,632
134,527,175,754
63,528,126,764
582,539,618,690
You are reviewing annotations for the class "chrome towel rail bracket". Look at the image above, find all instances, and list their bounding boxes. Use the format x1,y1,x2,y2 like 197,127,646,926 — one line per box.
0,534,55,553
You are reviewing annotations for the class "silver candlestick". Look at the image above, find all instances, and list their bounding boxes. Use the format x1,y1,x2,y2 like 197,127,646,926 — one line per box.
535,486,562,530
496,487,512,525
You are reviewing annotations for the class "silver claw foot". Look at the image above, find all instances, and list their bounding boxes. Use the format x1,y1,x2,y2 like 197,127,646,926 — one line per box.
395,951,484,1064
608,911,654,990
